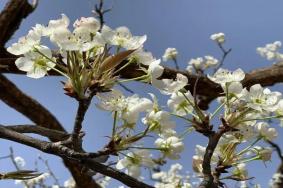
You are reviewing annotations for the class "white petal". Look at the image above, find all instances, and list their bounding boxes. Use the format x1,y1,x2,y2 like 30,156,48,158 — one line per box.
15,57,34,72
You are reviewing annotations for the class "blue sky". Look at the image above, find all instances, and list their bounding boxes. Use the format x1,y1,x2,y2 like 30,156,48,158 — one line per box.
1,0,283,187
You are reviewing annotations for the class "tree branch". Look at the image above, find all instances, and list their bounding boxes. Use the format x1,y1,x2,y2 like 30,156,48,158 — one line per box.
0,74,102,187
0,0,37,48
0,125,154,188
267,140,283,188
4,124,69,141
2,55,283,110
199,118,233,188
0,74,65,133
71,99,92,151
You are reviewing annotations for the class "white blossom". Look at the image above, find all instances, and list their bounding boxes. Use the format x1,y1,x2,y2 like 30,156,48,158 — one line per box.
130,48,155,65
15,45,55,79
96,90,127,112
142,110,175,134
155,136,184,159
152,163,191,188
116,149,154,178
254,122,278,141
7,24,44,55
162,47,178,61
253,147,273,161
97,90,153,125
187,56,218,71
108,26,146,50
15,173,50,187
153,73,188,95
168,91,194,116
14,156,26,169
270,173,283,186
64,177,76,188
122,95,153,124
241,84,281,112
207,68,245,87
257,41,283,64
210,32,225,44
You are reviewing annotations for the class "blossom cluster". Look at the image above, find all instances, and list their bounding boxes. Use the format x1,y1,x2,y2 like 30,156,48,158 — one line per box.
7,13,283,188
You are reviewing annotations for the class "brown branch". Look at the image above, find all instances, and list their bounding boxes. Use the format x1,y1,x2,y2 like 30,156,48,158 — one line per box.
0,125,154,188
198,118,233,188
0,0,37,47
71,99,92,151
213,43,232,73
0,0,102,186
267,140,283,188
9,147,29,187
0,75,101,187
93,0,111,32
5,125,69,140
2,54,283,109
0,74,64,132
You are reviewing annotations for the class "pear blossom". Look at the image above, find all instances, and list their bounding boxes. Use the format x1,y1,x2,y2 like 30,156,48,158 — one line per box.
275,99,283,126
169,91,193,113
122,95,153,124
232,163,248,180
153,73,188,95
14,156,26,169
148,58,187,94
45,14,70,35
168,91,194,116
210,32,225,44
253,147,273,161
97,90,153,124
152,163,192,188
241,84,281,112
259,148,273,161
45,14,104,51
254,122,278,141
270,173,283,186
236,122,256,141
192,155,203,173
96,90,127,112
109,26,147,50
187,56,219,71
194,143,219,163
162,47,178,61
147,59,164,80
73,16,100,35
129,48,155,65
7,24,44,56
116,149,154,178
15,45,55,79
97,176,111,188
207,68,245,87
155,136,184,159
257,41,283,64
276,99,283,114
15,173,50,187
142,110,175,134
64,177,76,188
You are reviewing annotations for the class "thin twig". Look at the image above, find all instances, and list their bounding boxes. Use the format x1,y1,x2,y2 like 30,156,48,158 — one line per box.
213,43,232,73
0,125,154,188
93,0,111,32
173,58,180,70
71,98,92,151
267,140,283,161
9,147,29,187
38,155,60,186
118,83,134,93
5,124,69,140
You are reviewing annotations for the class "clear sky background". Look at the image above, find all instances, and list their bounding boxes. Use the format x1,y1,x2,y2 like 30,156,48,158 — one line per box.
1,0,283,187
